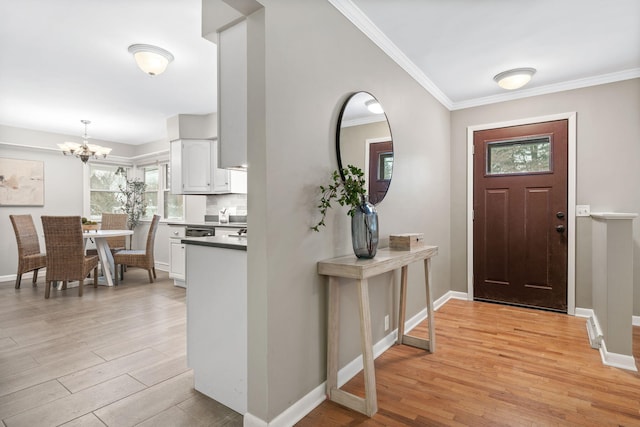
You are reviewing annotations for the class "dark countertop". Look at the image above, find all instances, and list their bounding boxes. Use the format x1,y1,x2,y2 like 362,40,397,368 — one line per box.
168,221,247,228
181,235,247,251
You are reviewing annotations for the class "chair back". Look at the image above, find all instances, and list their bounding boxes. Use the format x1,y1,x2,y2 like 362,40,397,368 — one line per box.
10,214,42,257
145,215,160,258
41,216,86,281
101,213,128,248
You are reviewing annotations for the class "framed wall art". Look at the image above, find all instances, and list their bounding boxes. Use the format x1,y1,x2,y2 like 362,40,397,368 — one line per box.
0,157,44,206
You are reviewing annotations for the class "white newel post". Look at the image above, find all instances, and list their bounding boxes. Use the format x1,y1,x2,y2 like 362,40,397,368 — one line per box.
590,212,638,371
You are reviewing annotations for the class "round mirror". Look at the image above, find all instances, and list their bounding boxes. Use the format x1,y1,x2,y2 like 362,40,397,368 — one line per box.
336,92,393,205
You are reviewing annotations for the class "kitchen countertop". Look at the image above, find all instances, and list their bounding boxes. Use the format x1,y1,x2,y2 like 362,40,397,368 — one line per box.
168,221,247,228
181,235,247,251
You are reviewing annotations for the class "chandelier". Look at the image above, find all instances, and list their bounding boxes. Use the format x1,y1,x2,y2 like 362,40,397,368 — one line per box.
58,120,112,163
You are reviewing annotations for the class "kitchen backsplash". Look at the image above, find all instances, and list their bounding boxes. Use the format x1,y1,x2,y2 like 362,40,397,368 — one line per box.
206,194,247,217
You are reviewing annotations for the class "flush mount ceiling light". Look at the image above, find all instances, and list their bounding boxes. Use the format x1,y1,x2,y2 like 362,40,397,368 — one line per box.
128,44,174,76
58,120,112,163
493,67,537,90
365,99,384,114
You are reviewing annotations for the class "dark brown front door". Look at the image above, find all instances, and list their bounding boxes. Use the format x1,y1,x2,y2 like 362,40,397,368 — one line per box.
473,120,568,312
368,141,392,205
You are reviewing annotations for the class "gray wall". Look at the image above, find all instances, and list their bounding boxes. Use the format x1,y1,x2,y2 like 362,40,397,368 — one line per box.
340,120,392,173
450,79,640,314
242,0,451,421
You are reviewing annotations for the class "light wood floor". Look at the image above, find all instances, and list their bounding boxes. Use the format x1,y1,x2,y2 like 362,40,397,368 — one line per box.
4,273,639,427
0,268,242,427
298,299,640,426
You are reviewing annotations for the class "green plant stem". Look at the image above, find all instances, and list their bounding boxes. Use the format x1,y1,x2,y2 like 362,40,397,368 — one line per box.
312,165,367,231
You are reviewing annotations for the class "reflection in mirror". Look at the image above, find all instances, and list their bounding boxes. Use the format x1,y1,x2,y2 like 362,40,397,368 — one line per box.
336,92,393,205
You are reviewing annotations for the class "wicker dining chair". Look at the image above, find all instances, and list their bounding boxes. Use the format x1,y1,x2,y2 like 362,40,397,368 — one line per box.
9,214,47,289
114,215,160,285
41,216,99,299
87,213,129,256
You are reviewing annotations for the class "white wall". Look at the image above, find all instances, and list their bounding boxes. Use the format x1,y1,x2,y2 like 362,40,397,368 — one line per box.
0,143,84,279
0,125,192,281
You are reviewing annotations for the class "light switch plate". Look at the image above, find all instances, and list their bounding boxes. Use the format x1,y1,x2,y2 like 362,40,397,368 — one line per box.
576,205,591,217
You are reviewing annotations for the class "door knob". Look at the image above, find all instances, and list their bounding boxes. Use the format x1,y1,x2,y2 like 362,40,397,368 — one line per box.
556,225,565,233
556,212,565,219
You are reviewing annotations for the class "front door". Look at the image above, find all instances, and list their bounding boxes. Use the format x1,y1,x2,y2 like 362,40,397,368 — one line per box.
473,120,568,312
368,141,393,205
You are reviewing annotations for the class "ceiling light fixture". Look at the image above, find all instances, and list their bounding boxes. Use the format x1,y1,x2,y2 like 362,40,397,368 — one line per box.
493,67,537,90
128,44,174,76
58,120,111,163
365,99,384,114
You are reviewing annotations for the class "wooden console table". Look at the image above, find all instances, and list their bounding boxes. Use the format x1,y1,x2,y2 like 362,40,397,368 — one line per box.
318,245,438,417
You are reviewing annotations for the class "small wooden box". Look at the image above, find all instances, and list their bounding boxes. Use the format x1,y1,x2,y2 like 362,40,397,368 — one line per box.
389,233,424,250
82,224,99,232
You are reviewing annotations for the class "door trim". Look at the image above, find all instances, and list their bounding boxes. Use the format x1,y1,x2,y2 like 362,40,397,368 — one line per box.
364,137,391,194
466,112,577,314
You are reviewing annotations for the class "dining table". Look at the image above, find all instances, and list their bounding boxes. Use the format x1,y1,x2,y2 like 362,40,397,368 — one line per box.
83,229,133,286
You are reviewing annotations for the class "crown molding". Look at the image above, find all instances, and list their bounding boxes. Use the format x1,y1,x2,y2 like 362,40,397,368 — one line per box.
451,68,640,110
342,115,387,128
328,0,640,113
0,140,167,166
328,0,453,110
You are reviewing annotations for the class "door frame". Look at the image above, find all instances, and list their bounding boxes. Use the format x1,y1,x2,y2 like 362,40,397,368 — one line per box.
466,112,577,315
364,136,391,193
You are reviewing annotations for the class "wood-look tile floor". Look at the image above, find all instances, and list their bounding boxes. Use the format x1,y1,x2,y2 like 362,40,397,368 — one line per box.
0,269,242,427
298,299,640,426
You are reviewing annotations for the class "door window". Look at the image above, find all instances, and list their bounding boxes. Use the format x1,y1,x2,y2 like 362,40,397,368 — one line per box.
486,136,551,175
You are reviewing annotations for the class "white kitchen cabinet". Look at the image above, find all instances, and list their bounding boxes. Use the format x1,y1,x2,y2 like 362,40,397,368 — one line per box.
169,225,186,287
218,19,247,169
170,139,246,194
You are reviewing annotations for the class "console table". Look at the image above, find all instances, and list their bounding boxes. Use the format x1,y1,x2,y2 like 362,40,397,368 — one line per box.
318,245,438,416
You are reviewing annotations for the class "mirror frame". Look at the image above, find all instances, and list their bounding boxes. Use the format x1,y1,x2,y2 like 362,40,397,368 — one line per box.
336,91,393,204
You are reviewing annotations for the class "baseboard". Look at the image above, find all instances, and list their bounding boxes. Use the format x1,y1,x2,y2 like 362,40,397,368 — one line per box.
243,383,327,427
0,274,15,283
154,262,169,273
243,290,470,426
599,340,638,372
2,264,171,284
583,309,602,349
574,307,593,318
633,316,640,327
243,412,268,427
582,309,637,371
0,270,43,284
434,290,468,310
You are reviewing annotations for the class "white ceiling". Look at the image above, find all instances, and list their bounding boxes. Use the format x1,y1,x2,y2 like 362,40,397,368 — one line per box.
1,0,638,145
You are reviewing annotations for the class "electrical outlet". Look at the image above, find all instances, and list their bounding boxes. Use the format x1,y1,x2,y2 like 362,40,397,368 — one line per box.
384,315,390,331
576,205,591,217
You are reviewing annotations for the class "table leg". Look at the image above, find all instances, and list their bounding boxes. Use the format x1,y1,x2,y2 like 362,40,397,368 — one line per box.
357,278,378,416
95,239,115,287
424,258,435,352
326,277,378,417
326,276,339,395
397,265,408,345
396,259,435,352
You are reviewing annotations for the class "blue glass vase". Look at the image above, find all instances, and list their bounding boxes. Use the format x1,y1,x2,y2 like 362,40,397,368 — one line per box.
351,195,378,259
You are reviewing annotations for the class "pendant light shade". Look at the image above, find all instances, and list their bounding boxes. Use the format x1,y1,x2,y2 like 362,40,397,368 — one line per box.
128,44,174,76
493,68,536,90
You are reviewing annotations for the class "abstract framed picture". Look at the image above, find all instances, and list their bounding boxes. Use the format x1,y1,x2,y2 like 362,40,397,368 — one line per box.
0,158,44,206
